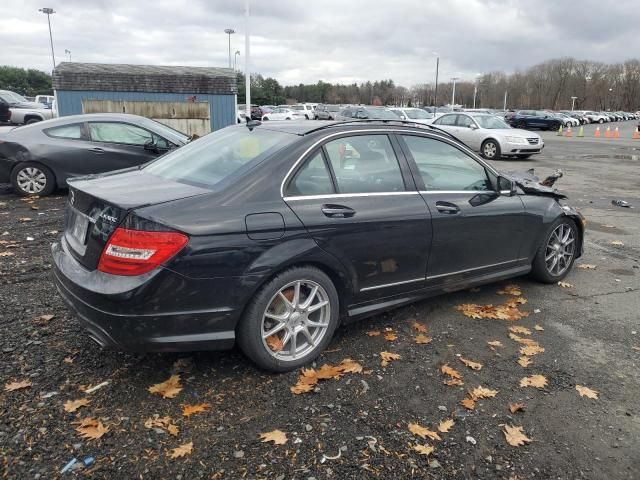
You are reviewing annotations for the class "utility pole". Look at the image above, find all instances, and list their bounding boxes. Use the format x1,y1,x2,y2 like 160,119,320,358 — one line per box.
234,50,240,71
503,90,508,110
432,52,439,106
65,49,71,61
473,73,481,109
571,96,577,111
224,28,235,69
39,8,56,70
244,0,251,119
451,77,459,106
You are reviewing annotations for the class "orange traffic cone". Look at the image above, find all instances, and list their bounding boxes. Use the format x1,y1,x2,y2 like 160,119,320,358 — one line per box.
594,126,601,137
613,127,620,139
564,126,573,137
604,126,611,138
632,127,640,140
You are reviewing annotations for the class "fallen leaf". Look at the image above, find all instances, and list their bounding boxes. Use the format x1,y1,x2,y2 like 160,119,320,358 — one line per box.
444,378,464,386
412,444,434,455
517,356,532,367
337,358,363,374
487,340,503,351
148,374,183,399
4,379,32,391
470,386,498,399
509,326,532,336
290,381,315,394
266,334,284,352
610,240,624,246
520,344,545,356
576,385,599,399
412,321,428,333
577,264,597,270
437,418,455,433
259,429,287,445
456,302,529,321
383,330,397,341
509,333,538,346
63,398,90,413
509,402,525,413
440,364,462,379
75,418,109,440
168,442,193,458
182,403,211,417
63,357,74,364
19,217,32,222
315,364,345,380
503,424,531,447
0,251,14,257
415,334,432,344
497,284,522,296
520,375,548,389
408,423,441,441
558,281,573,288
534,324,544,331
459,356,482,370
380,351,400,367
144,415,179,436
460,397,476,410
366,330,381,337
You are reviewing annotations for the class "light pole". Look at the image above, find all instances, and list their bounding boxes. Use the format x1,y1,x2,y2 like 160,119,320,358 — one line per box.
472,73,481,109
432,52,439,107
503,90,508,110
607,87,613,111
224,28,235,69
570,96,577,111
244,1,251,119
234,50,240,71
451,77,459,106
64,49,71,61
39,7,56,70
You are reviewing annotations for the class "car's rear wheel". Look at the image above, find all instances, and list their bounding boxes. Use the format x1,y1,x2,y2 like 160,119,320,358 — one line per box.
237,266,339,372
262,117,269,121
25,117,42,125
10,162,55,196
481,139,501,160
516,122,526,129
531,218,578,283
599,119,604,124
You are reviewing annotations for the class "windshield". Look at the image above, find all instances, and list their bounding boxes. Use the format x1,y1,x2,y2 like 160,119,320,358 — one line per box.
145,127,296,189
472,115,510,129
405,109,433,119
367,108,401,120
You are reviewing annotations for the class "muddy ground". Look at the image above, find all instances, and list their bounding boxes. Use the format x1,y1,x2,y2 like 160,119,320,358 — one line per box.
1,122,639,479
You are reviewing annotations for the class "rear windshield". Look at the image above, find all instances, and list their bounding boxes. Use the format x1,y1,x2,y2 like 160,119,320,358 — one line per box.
145,127,296,189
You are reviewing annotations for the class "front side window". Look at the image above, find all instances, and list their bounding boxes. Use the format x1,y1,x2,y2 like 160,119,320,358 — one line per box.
401,135,491,191
286,151,334,196
435,114,458,126
457,115,474,128
323,135,405,193
45,124,84,139
89,122,153,145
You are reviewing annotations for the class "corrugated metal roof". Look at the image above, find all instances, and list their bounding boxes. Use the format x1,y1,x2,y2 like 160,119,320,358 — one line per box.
53,62,236,95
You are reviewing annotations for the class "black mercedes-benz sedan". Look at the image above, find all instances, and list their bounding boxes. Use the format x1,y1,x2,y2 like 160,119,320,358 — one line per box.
0,113,189,196
52,120,584,371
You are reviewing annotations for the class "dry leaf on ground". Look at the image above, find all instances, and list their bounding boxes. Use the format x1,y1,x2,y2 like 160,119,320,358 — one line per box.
415,334,432,344
75,417,109,440
412,321,428,333
0,251,14,257
509,333,538,346
460,396,476,410
63,398,90,413
534,324,544,331
383,330,397,341
408,423,441,441
259,429,287,445
148,374,182,399
182,403,211,417
577,264,597,270
503,425,531,447
144,415,179,436
168,442,193,458
509,326,532,335
497,284,522,296
487,340,503,350
437,418,455,433
470,386,498,399
380,351,401,367
517,356,532,367
456,302,529,321
610,240,624,246
366,330,381,336
291,359,362,394
520,375,548,388
440,364,462,379
558,281,573,288
576,385,599,399
412,444,434,455
4,379,32,391
459,356,482,370
509,402,525,413
338,358,363,374
444,378,464,386
520,344,545,356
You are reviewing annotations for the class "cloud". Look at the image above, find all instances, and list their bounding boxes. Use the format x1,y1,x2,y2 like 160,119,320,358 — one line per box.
1,0,638,87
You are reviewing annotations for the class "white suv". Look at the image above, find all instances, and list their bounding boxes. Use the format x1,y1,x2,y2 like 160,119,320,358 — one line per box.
289,104,315,120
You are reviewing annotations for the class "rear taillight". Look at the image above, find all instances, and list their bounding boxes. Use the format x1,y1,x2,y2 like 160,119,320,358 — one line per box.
97,227,188,276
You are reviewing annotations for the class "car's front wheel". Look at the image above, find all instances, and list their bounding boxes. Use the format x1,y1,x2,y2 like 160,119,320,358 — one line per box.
531,218,578,283
11,162,55,196
237,266,340,372
481,139,501,160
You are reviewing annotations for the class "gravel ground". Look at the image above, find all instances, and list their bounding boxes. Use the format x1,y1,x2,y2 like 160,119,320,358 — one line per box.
1,121,639,479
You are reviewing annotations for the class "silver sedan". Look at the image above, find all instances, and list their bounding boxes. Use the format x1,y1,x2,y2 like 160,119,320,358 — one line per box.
431,113,544,160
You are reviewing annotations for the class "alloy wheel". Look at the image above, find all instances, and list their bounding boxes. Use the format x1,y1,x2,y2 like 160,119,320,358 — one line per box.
16,167,47,194
261,280,331,361
483,142,497,158
544,223,575,276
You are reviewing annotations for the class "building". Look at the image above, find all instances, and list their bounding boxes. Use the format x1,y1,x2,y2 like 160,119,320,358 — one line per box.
52,62,237,135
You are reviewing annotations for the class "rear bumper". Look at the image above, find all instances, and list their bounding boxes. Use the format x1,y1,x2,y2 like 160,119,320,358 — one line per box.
52,239,254,352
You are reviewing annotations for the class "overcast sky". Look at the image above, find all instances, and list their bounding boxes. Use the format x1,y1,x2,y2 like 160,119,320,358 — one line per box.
2,0,639,86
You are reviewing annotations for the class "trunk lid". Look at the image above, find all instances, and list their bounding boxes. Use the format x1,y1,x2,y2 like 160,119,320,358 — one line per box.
64,169,209,270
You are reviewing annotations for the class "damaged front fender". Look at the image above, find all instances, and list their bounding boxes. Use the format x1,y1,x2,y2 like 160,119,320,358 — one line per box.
504,168,567,199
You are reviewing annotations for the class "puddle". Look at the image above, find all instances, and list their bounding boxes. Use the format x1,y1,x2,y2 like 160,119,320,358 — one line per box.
607,268,636,276
580,154,640,161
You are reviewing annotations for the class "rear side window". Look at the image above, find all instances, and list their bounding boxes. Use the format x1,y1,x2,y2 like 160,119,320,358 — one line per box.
45,124,84,139
89,122,153,145
286,151,334,196
324,135,405,193
401,135,491,191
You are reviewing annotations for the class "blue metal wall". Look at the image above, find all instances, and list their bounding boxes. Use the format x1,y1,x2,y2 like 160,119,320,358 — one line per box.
55,90,235,131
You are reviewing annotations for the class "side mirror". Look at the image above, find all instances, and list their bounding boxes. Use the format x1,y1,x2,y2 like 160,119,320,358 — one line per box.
497,175,517,196
470,124,479,130
144,139,158,152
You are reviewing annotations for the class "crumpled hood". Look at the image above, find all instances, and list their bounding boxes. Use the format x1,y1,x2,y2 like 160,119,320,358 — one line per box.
503,168,567,199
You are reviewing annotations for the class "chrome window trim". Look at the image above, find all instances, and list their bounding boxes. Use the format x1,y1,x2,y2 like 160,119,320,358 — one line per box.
426,258,529,280
284,191,420,201
360,277,424,292
419,190,495,195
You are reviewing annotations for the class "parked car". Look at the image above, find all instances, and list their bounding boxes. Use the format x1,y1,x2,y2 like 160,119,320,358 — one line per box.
507,110,562,131
35,95,55,107
432,112,543,159
261,107,305,121
554,113,579,127
336,106,400,120
52,120,584,372
0,113,189,196
0,96,11,123
581,111,608,123
388,107,435,124
289,104,316,119
559,111,588,124
0,90,54,125
314,104,343,120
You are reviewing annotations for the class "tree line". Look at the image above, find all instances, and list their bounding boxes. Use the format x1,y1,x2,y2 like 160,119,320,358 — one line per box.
0,66,53,97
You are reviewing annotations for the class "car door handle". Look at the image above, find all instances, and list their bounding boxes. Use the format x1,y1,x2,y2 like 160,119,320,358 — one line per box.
321,204,356,218
88,147,105,154
435,201,460,214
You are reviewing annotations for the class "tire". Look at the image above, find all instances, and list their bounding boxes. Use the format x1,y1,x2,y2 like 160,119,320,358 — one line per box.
236,266,340,372
25,117,42,125
530,217,578,283
481,139,501,160
262,117,269,121
304,115,309,120
10,162,56,196
598,118,604,124
516,121,526,129
516,154,532,159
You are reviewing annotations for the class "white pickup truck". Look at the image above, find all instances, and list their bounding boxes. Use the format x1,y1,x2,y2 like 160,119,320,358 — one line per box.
0,90,55,125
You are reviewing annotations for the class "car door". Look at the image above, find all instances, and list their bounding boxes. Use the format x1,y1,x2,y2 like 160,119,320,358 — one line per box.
283,133,432,302
432,114,459,135
453,114,483,151
86,121,161,171
39,122,99,181
396,133,527,285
